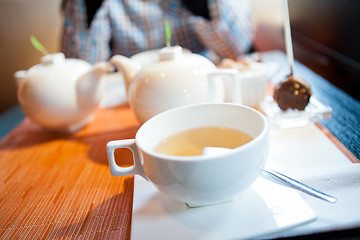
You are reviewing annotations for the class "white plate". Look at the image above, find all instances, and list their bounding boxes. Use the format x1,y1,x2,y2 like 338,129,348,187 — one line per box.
131,176,316,240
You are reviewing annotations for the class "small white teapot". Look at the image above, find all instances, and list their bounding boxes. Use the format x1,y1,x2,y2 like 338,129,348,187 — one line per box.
15,53,113,132
110,46,239,123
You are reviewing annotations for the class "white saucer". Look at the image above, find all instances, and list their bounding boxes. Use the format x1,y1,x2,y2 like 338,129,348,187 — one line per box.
131,176,316,239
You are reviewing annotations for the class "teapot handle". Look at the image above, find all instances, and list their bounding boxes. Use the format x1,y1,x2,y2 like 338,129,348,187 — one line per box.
207,69,241,104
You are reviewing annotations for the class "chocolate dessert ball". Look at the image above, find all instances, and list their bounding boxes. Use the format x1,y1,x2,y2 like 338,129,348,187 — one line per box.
273,76,312,111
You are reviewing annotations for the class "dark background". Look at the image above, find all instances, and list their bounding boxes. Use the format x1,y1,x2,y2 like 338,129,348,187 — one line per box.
289,0,360,101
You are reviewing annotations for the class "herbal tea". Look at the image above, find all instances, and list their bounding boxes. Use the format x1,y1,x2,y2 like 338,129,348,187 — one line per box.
154,126,254,156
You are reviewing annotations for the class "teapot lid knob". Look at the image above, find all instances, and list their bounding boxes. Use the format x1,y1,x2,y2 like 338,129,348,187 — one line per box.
159,46,182,61
41,53,65,65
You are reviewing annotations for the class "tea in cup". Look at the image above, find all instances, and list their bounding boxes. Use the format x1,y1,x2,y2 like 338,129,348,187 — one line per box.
107,103,269,207
154,126,254,157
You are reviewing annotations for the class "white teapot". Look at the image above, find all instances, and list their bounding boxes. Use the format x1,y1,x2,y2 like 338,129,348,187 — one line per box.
15,53,113,132
110,46,239,123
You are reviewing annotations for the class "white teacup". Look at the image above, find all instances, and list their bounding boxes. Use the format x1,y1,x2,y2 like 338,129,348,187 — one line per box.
107,103,269,207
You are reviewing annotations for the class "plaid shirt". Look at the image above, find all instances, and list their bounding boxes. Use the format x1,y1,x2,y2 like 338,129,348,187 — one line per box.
61,0,253,64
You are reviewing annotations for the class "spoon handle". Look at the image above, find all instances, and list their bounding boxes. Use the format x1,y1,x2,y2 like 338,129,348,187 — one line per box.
263,168,337,203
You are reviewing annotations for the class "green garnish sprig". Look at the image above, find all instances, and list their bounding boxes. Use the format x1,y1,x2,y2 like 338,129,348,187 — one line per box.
165,20,172,47
30,35,48,56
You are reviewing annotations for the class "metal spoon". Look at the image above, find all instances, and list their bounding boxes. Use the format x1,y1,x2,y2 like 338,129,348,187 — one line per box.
262,167,337,203
203,147,336,203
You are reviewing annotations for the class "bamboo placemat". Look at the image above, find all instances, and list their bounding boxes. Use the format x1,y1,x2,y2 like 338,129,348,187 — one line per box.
0,105,139,239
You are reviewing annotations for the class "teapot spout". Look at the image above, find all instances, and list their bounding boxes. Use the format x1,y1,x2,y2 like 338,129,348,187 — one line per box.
90,61,114,76
110,55,142,93
77,62,113,112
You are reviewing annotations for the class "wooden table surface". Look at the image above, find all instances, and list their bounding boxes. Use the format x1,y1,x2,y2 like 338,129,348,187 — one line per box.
0,105,140,239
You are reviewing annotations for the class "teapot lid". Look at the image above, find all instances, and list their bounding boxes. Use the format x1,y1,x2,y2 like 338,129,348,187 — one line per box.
41,53,65,65
159,46,183,61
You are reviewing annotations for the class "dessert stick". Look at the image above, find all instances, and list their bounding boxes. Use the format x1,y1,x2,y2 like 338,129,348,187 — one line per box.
283,0,294,76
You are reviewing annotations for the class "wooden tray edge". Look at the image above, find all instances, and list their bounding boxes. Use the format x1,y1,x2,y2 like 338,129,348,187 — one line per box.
315,122,359,163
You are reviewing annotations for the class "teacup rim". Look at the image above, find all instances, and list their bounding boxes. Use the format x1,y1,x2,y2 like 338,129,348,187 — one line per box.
135,102,268,162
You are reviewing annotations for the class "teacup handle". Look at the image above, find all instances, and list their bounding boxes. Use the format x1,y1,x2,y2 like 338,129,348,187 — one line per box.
107,139,148,180
207,69,241,104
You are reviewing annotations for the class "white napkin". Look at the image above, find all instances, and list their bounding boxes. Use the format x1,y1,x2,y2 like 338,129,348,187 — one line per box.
268,163,360,238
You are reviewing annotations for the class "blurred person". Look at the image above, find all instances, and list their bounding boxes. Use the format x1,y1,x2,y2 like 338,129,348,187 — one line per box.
61,0,254,64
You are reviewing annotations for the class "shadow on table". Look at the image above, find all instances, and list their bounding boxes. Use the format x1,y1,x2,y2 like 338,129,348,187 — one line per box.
0,120,140,166
75,125,139,166
47,177,134,239
0,119,71,149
